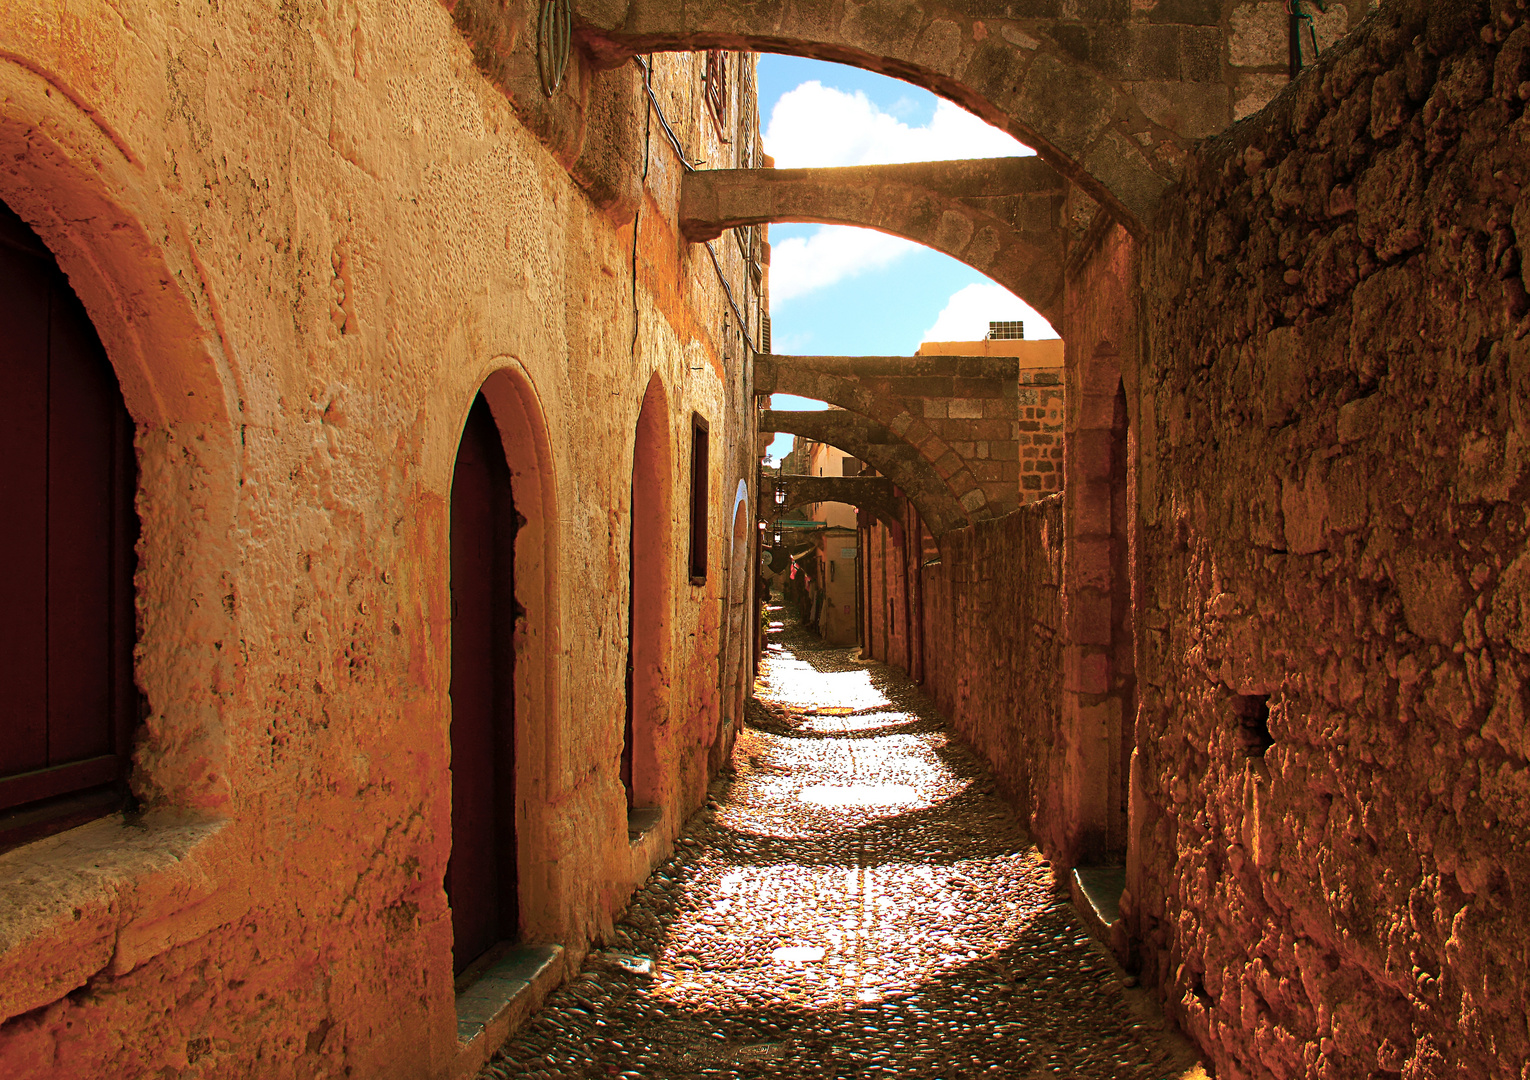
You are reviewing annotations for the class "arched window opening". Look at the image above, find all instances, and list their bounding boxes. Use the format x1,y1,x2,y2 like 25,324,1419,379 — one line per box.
0,199,139,852
448,393,520,977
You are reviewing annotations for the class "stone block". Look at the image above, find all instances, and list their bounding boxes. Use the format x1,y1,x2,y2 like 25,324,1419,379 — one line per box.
1230,2,1287,68
1127,80,1231,140
948,398,984,419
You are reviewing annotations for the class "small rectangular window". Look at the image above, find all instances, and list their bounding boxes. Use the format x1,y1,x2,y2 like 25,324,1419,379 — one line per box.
689,415,709,584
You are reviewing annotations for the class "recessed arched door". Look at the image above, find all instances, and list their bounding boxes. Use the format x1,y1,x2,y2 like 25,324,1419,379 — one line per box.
447,393,519,974
623,377,671,815
0,199,138,850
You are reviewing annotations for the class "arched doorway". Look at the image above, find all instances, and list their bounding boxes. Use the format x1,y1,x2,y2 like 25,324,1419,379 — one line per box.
0,197,139,850
447,393,519,975
715,497,752,767
624,375,672,820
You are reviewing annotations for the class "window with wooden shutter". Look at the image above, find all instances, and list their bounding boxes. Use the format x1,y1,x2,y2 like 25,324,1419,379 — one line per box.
0,199,139,851
689,415,709,584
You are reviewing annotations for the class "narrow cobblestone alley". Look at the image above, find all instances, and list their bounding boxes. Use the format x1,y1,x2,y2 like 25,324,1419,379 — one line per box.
481,606,1206,1080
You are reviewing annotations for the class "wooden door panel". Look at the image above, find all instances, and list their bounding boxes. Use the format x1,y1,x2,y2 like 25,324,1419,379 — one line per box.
0,227,54,778
448,395,513,974
46,286,118,765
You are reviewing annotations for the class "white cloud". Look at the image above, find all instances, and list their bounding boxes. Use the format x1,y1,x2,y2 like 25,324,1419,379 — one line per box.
922,283,1059,343
770,226,920,305
763,83,1032,306
765,82,1031,168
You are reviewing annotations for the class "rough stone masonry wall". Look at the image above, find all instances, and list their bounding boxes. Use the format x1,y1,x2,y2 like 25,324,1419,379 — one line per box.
0,1,755,1077
1018,368,1064,503
920,498,1065,852
1134,2,1530,1076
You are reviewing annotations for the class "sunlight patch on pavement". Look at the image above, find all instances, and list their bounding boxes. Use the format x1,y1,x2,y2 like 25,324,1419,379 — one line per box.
798,784,920,807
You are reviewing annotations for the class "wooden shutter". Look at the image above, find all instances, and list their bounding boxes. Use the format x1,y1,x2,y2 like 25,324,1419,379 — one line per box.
0,201,138,835
689,415,709,583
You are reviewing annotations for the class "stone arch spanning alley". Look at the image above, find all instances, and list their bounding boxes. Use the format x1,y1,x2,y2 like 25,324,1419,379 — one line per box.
576,0,1372,229
756,353,1032,524
761,475,902,534
680,157,1067,324
759,408,968,537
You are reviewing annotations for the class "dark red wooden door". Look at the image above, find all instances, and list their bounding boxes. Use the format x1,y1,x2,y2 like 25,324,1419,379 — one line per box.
447,394,518,975
0,200,137,835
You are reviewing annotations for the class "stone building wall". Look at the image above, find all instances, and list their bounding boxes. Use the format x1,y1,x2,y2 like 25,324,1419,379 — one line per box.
919,498,1065,850
0,1,761,1077
1018,367,1065,501
1132,1,1530,1075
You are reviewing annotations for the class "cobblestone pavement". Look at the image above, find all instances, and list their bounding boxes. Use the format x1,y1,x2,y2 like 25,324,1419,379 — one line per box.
481,606,1206,1080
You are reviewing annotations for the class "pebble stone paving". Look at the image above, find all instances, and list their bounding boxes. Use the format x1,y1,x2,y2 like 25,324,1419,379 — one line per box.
480,605,1207,1080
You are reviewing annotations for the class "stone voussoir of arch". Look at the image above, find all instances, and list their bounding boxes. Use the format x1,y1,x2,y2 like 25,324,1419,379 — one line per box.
759,408,976,537
574,0,1249,230
681,157,1066,324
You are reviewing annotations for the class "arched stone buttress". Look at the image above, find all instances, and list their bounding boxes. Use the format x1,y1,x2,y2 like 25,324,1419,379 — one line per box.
758,354,1023,519
681,158,1067,326
759,409,968,537
760,475,902,535
573,0,1244,229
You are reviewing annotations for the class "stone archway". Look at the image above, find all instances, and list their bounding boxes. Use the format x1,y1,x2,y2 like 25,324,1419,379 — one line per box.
761,475,902,534
624,374,673,816
681,157,1067,323
0,56,242,820
760,408,968,536
716,496,753,768
572,0,1273,229
474,364,563,945
758,353,1034,520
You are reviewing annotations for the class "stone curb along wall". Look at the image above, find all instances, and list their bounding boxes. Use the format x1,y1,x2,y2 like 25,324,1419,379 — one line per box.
0,0,759,1077
920,498,1065,853
1135,1,1530,1076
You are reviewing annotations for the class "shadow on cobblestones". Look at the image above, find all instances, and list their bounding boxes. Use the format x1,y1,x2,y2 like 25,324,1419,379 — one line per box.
479,606,1206,1080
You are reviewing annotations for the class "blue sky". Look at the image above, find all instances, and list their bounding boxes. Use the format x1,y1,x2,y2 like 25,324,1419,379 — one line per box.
755,56,1057,464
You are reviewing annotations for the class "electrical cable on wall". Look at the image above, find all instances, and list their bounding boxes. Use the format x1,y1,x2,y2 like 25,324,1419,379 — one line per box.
629,55,654,376
632,54,759,356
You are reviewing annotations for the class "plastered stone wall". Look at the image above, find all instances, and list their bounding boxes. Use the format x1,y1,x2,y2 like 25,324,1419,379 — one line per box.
1133,1,1530,1075
0,1,758,1076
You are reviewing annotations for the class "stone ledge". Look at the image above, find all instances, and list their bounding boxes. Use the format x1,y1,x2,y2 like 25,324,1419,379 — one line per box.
453,944,565,1076
0,812,245,1022
626,806,663,845
1070,864,1129,964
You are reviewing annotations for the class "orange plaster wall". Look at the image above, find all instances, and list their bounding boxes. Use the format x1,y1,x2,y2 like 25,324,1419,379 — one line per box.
0,2,757,1077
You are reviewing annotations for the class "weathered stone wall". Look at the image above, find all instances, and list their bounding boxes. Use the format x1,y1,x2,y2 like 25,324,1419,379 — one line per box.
918,498,1065,850
0,1,759,1077
1134,2,1530,1075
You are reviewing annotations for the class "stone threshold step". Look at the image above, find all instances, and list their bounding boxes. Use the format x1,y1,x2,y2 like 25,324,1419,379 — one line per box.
454,942,565,1076
1071,864,1128,962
